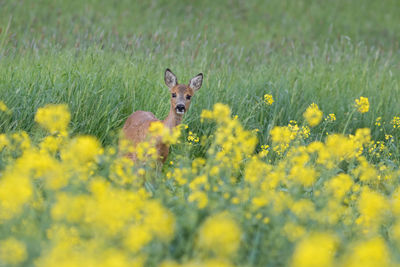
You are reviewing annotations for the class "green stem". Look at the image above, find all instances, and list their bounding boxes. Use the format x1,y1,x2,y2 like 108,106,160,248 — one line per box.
0,16,12,56
248,227,262,265
318,121,328,141
342,109,356,135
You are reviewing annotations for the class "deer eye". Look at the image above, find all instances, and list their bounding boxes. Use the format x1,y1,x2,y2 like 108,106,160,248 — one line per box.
186,95,191,100
172,93,177,98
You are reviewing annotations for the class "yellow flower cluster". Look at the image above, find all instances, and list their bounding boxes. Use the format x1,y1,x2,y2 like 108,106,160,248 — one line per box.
392,116,400,129
0,100,11,114
187,131,199,144
291,233,338,267
270,125,295,154
0,102,399,266
303,103,323,127
201,103,257,169
375,116,382,126
0,104,177,267
325,113,336,122
197,212,241,256
263,94,274,105
344,237,389,267
355,96,370,113
0,238,27,265
269,121,310,155
35,104,70,135
148,121,181,145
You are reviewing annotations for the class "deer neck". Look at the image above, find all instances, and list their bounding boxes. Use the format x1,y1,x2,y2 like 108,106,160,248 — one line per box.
163,107,183,129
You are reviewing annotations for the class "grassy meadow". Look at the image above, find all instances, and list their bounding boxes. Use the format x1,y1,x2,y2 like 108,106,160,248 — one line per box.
0,0,400,266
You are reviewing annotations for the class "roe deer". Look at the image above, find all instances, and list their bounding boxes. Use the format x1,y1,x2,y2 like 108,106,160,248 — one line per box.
122,68,203,163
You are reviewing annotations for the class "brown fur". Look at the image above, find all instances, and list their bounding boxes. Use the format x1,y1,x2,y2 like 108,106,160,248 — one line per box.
121,69,202,163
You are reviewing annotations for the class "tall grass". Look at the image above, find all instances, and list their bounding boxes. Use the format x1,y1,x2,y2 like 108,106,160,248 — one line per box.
0,45,399,151
0,1,400,266
1,1,399,147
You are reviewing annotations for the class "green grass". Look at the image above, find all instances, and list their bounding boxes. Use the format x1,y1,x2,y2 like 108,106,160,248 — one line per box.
1,1,400,266
0,0,399,155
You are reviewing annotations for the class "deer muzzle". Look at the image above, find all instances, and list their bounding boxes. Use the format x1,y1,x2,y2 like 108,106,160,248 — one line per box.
176,104,186,114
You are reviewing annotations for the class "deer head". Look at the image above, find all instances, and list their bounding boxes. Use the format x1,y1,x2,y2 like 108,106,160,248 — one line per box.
164,68,203,116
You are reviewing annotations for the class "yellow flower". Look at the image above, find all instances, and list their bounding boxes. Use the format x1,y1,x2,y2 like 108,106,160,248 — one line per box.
0,173,33,221
290,199,315,220
375,117,382,126
0,134,9,151
264,94,274,105
354,128,371,146
35,104,70,135
391,116,400,129
258,144,270,157
355,97,369,113
3,100,400,266
391,221,400,244
51,193,87,223
270,126,294,144
252,196,269,208
202,258,234,267
0,237,27,265
148,121,181,144
124,225,152,252
61,136,102,164
283,222,306,242
343,237,389,267
82,179,151,235
142,200,176,242
197,212,241,256
353,157,378,182
0,100,11,114
187,131,200,144
200,103,231,124
291,233,338,267
39,135,64,153
303,103,323,127
244,157,271,185
325,134,358,161
300,126,310,139
356,188,388,233
325,113,336,122
289,165,317,187
325,174,353,199
188,191,208,209
11,131,31,151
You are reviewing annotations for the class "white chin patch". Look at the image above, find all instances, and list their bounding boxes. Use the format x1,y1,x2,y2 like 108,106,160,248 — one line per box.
176,110,185,115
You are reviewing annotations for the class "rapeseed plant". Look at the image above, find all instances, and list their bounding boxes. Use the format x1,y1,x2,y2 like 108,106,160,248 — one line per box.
303,103,323,127
35,104,70,136
325,113,336,122
263,94,274,105
343,237,389,267
355,96,370,113
392,116,400,129
0,237,27,265
0,101,11,114
0,102,399,266
291,233,338,267
197,212,241,257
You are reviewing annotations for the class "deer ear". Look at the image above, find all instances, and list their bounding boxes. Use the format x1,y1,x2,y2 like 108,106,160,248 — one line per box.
165,68,178,89
189,73,203,91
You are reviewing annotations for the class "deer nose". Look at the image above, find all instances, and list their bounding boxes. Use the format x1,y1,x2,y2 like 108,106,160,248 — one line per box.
176,104,186,113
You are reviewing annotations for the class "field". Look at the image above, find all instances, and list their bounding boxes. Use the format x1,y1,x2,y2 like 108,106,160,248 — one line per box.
0,0,400,266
